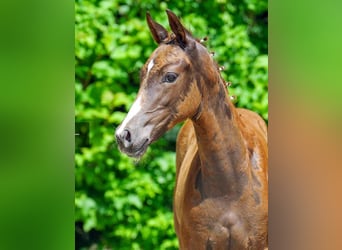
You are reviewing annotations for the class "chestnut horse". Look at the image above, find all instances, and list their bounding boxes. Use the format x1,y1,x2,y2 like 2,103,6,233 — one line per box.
116,10,268,249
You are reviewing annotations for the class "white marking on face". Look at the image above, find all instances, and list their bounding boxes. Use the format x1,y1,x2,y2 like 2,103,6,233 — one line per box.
147,59,154,74
116,96,142,134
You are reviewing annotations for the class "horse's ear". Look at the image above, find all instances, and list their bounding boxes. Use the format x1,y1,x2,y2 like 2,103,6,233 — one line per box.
166,10,187,48
146,12,168,44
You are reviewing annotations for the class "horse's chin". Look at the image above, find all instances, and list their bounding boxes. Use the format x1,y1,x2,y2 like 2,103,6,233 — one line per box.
125,132,163,159
118,139,150,159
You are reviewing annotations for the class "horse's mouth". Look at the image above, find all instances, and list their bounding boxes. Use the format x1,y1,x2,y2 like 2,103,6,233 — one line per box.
119,139,150,159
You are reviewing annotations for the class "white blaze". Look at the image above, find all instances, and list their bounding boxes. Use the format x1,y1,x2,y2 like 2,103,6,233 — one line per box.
116,96,142,134
147,59,154,74
117,59,153,135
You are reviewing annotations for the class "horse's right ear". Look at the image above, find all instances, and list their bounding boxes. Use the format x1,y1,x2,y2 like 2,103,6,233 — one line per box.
146,12,168,44
166,10,188,48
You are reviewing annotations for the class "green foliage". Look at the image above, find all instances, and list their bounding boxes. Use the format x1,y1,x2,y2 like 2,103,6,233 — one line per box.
75,0,268,249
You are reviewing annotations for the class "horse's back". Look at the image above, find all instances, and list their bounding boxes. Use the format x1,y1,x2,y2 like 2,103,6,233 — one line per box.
236,108,267,141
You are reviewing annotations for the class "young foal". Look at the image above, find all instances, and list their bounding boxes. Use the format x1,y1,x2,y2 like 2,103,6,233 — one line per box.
116,10,268,249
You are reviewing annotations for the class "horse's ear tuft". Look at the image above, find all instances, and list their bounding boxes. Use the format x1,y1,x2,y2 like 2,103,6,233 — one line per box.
166,10,187,48
146,12,168,44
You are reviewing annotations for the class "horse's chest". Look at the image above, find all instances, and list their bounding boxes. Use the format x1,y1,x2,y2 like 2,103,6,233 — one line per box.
176,198,264,249
174,153,230,248
175,191,253,249
173,151,266,249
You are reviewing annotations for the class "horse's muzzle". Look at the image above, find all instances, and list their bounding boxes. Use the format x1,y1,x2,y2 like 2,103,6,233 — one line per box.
115,127,150,158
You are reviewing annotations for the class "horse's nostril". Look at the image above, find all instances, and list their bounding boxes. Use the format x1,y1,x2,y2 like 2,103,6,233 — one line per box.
123,129,131,143
115,128,132,147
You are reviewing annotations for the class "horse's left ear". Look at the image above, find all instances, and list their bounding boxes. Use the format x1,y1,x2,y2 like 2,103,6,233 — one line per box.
166,10,188,48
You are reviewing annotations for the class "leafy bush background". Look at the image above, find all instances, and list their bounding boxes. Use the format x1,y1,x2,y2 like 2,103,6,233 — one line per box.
75,0,268,249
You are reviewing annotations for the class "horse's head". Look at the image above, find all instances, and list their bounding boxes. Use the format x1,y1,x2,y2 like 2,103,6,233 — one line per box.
116,10,220,158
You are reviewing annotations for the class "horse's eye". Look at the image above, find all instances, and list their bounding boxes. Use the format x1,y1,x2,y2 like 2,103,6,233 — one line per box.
163,72,178,83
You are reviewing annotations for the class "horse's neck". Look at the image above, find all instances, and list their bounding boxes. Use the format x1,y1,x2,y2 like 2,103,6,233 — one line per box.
192,83,250,199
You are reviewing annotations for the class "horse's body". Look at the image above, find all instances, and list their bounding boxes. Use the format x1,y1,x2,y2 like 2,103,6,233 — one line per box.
116,10,268,249
175,109,267,249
